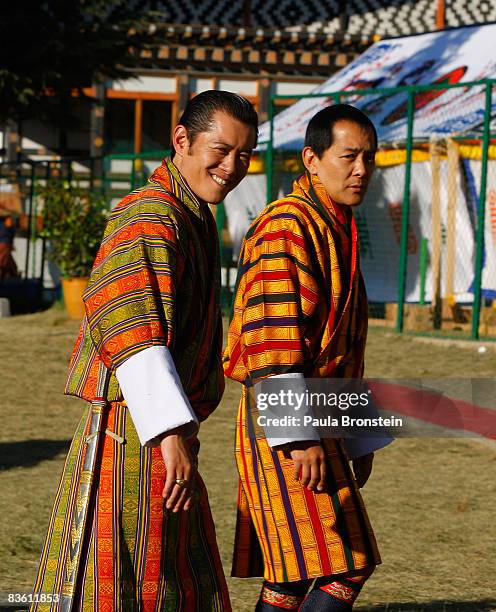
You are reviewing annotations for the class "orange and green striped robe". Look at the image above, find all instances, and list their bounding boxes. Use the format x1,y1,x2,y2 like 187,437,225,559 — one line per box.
65,159,224,419
31,159,230,611
223,172,380,583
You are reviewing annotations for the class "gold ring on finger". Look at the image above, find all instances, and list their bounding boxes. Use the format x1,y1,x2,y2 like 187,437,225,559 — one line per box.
175,478,189,489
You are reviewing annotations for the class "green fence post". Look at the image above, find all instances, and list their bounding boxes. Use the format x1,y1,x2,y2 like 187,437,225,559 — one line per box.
141,156,147,185
396,89,415,332
215,200,226,243
130,157,137,190
471,80,492,339
419,237,428,306
266,96,274,204
24,162,36,280
216,200,232,312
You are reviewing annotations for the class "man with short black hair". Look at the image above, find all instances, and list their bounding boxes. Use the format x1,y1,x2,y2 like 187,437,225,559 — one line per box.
31,90,258,612
224,104,382,610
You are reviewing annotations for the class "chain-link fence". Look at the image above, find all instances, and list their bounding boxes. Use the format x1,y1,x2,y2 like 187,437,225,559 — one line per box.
261,80,496,341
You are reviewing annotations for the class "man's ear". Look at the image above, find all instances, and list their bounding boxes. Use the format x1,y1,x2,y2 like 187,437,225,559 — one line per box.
172,125,190,158
302,146,319,174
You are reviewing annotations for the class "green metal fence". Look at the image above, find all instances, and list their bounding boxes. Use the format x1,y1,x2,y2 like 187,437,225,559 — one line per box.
264,79,496,341
102,150,170,196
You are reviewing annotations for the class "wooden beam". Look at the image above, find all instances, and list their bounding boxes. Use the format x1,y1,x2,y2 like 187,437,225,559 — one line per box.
436,0,446,29
257,78,270,122
177,74,190,120
445,138,458,301
430,140,442,328
106,90,176,101
134,99,143,155
243,0,251,27
90,84,105,158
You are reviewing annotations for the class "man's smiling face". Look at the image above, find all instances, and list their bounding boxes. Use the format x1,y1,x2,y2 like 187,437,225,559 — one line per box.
302,119,377,207
172,110,257,204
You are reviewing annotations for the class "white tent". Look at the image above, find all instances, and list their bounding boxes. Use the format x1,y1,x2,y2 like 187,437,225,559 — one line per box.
225,23,496,302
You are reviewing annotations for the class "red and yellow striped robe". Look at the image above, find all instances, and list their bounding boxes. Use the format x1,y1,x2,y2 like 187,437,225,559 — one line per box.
224,172,381,583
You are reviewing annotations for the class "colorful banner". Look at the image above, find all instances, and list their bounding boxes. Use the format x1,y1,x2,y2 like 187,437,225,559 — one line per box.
258,23,496,149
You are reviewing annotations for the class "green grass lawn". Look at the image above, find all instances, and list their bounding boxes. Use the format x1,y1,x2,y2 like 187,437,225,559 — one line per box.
0,309,495,611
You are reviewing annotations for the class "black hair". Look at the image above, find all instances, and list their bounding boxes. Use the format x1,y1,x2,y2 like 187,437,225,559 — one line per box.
172,90,258,155
304,104,377,158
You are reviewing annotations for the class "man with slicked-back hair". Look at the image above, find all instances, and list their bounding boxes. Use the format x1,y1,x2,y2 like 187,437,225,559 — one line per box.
31,91,258,612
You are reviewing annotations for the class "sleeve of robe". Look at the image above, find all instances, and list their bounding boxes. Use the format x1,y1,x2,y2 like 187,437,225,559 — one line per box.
82,203,198,446
225,213,322,381
224,212,322,445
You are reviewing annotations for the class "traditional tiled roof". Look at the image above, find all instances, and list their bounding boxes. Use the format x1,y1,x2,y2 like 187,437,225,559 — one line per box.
136,0,496,33
446,0,496,27
141,23,373,76
134,1,496,76
152,22,374,47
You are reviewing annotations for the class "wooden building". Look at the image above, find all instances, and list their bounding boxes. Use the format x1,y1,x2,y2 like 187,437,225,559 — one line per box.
2,0,495,160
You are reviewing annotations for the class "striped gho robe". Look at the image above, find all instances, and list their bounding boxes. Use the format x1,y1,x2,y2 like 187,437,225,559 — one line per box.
223,172,381,584
31,159,231,611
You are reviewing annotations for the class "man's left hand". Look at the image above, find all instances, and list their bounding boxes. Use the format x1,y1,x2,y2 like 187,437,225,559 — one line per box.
285,441,327,492
160,427,196,512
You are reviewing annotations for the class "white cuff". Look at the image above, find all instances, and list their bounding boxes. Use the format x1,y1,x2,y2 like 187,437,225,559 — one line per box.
256,373,320,448
116,345,199,447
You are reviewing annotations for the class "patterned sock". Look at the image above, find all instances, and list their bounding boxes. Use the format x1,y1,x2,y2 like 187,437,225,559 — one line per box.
255,580,310,611
299,569,373,611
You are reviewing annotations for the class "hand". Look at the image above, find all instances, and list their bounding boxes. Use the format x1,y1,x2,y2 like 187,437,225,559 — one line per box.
352,452,374,488
286,441,327,492
160,427,196,512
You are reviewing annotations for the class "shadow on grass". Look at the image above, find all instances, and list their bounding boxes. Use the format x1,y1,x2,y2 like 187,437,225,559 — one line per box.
357,601,496,611
0,439,70,470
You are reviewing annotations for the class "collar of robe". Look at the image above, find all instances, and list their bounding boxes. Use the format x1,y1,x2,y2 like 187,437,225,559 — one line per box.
292,171,351,229
149,157,204,220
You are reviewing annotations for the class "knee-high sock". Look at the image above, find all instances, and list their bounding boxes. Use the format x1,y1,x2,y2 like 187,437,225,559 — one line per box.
255,579,311,611
299,568,374,611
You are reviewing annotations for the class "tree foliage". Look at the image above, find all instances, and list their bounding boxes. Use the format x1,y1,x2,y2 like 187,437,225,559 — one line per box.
38,180,109,277
0,1,160,124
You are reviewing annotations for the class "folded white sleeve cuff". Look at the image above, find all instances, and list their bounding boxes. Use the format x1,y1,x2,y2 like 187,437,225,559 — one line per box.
256,372,320,448
116,345,199,447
